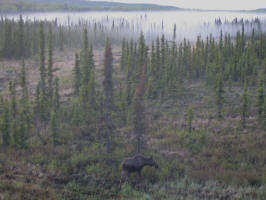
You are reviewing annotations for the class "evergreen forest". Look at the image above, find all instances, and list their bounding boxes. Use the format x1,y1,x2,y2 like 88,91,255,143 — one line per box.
0,14,265,199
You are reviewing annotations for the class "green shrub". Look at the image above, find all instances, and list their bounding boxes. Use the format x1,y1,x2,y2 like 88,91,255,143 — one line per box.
120,183,151,200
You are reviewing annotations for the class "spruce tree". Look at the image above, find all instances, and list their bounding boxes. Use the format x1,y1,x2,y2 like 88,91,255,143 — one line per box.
173,24,176,40
133,66,146,153
32,23,38,55
160,34,167,98
50,110,58,146
88,63,96,109
125,50,134,105
9,81,19,147
120,39,127,70
103,38,114,153
155,37,161,95
73,53,81,96
17,15,24,59
215,73,224,119
47,24,54,102
52,77,60,113
256,77,264,125
72,100,81,126
39,22,48,121
119,89,128,126
2,20,12,59
219,30,223,49
1,100,10,147
187,107,194,133
147,41,157,99
80,28,90,110
20,58,31,130
35,83,40,115
88,45,96,108
20,58,28,101
137,32,146,78
39,22,46,94
103,38,114,108
241,82,248,128
16,111,26,149
9,81,17,120
59,25,64,51
263,97,266,128
241,23,246,52
81,28,89,84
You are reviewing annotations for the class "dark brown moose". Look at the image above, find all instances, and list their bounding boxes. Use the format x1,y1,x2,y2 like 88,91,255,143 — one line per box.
120,155,158,185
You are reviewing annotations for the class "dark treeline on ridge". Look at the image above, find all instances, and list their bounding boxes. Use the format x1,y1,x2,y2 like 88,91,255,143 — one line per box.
0,14,265,199
0,0,179,12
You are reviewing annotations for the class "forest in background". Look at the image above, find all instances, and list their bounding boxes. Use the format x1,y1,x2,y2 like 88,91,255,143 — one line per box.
0,14,265,199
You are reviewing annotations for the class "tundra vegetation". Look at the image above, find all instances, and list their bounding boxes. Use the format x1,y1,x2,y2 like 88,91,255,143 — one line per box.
0,15,265,199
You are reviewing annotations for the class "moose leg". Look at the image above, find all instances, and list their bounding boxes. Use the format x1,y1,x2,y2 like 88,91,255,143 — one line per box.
125,171,130,182
137,170,141,181
120,170,130,189
120,170,126,189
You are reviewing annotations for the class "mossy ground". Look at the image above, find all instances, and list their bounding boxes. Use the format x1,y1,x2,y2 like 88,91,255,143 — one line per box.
0,47,265,199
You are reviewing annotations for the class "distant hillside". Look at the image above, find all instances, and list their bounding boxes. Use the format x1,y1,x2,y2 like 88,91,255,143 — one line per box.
254,8,266,12
236,8,266,13
0,0,180,12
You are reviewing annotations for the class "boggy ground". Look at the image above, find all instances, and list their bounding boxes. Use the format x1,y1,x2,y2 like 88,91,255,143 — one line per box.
0,47,265,199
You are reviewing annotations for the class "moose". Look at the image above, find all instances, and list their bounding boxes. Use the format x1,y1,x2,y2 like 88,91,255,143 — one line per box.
120,155,159,184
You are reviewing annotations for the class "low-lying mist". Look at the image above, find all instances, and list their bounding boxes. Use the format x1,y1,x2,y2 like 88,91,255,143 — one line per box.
4,10,266,42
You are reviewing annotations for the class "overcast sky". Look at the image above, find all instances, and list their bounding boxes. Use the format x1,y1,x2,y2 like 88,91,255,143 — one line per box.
92,0,266,10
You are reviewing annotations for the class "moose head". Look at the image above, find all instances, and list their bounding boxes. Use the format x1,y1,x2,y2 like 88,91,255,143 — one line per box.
147,156,159,169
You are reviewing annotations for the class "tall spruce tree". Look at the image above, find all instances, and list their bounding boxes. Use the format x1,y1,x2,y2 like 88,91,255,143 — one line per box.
256,76,264,125
20,58,28,101
39,22,46,94
1,100,10,147
137,32,146,78
9,81,18,147
59,25,64,51
103,38,114,109
80,28,90,110
103,38,114,153
9,81,17,120
2,20,12,59
81,28,89,84
73,53,81,96
52,77,60,113
20,58,31,130
215,73,224,119
16,110,27,149
125,50,134,105
241,82,248,128
88,61,96,109
17,15,24,59
120,38,127,70
39,22,48,121
50,110,58,146
263,94,266,128
173,24,176,40
133,65,147,153
35,83,40,115
47,24,54,102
